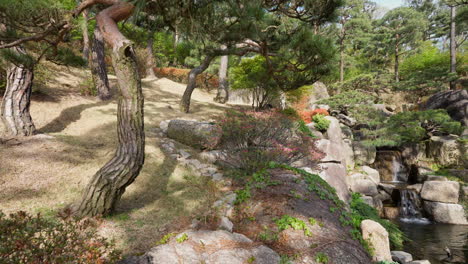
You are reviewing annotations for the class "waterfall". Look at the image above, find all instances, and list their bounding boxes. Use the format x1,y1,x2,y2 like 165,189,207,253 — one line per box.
399,189,430,224
375,150,408,182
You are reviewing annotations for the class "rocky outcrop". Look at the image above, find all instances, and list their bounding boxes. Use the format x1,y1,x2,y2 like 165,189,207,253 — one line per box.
233,168,372,264
361,220,392,262
425,135,466,167
352,141,376,166
420,181,460,204
307,81,330,106
318,163,350,201
423,201,468,225
134,230,280,264
349,173,378,196
420,89,468,126
167,120,221,149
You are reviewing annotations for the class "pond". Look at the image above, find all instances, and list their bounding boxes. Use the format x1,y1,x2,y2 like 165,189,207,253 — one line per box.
398,221,468,264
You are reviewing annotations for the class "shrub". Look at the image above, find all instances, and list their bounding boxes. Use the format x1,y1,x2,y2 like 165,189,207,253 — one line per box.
349,193,406,249
78,75,97,96
362,109,463,147
217,110,323,174
0,211,120,263
312,114,330,132
298,109,329,123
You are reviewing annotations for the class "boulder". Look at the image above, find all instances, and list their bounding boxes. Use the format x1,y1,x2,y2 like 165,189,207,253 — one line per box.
407,184,423,194
361,196,375,207
391,251,413,264
342,138,355,169
384,207,400,219
426,135,464,167
167,120,221,149
423,201,468,225
349,173,378,196
306,123,325,139
362,166,380,183
361,220,392,262
324,116,343,144
308,81,330,105
420,181,460,204
407,261,431,264
317,139,343,163
336,113,356,127
319,163,350,201
141,230,280,264
420,89,468,126
353,141,376,165
425,175,447,181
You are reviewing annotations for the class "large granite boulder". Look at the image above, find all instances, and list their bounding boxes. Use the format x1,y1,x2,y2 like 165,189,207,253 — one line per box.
349,173,379,196
420,181,460,204
308,81,330,106
138,230,280,264
423,201,468,225
426,135,466,167
361,220,392,262
324,116,343,144
167,120,221,149
362,166,380,183
420,89,468,126
391,251,413,264
319,163,350,201
353,141,376,165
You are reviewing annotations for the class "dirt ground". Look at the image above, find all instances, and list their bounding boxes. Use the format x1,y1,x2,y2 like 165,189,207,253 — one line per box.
0,65,232,255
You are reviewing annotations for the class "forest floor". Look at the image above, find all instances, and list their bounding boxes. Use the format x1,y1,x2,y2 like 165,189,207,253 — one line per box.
0,64,233,255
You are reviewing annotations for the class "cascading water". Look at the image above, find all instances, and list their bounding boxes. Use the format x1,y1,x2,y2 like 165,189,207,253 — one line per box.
374,150,408,182
399,189,430,224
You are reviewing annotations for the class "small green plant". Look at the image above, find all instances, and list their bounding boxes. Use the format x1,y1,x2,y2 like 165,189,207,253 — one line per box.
247,256,256,263
275,215,312,237
79,75,97,96
279,255,294,264
176,233,188,243
234,185,252,205
314,252,329,263
156,232,176,245
308,217,317,225
312,114,330,132
258,227,279,242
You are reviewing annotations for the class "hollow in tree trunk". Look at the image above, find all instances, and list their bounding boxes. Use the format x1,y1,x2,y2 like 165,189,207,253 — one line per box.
180,55,214,113
90,27,111,100
214,46,228,103
74,0,144,217
1,46,36,136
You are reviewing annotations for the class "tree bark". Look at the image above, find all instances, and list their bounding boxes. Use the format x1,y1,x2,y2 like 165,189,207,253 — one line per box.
1,46,36,136
180,55,214,113
82,10,90,62
146,30,156,78
339,40,345,83
74,0,144,217
90,27,111,100
394,34,400,82
214,45,229,104
449,5,456,90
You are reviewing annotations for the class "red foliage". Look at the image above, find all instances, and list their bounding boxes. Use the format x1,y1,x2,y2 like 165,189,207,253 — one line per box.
297,109,329,123
153,67,219,90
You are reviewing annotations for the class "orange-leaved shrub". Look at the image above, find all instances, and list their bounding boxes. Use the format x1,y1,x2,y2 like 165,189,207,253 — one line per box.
298,109,329,123
216,110,324,173
0,211,121,264
153,67,219,90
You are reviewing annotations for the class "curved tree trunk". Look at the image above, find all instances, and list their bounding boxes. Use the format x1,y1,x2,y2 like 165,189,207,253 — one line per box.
214,46,229,104
180,55,214,113
74,0,144,217
1,46,36,136
90,27,111,100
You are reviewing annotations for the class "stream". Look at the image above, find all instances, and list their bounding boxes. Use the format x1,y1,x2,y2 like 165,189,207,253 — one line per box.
398,221,468,264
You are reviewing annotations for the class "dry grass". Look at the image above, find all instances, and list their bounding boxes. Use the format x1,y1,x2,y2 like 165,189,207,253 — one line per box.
0,64,233,255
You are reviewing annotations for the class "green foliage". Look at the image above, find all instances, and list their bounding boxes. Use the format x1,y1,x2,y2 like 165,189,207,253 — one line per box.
234,185,252,205
349,193,407,249
318,90,377,110
362,109,463,147
0,211,120,263
275,215,312,236
156,233,176,245
46,47,87,67
314,252,329,263
0,49,35,69
312,114,330,132
78,75,97,97
298,120,317,139
176,233,188,243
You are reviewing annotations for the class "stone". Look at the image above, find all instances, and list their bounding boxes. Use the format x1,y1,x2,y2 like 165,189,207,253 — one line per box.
463,186,468,199
219,217,234,232
306,123,325,139
391,251,413,263
340,125,354,139
179,150,191,159
159,120,170,134
317,139,343,163
353,141,376,165
324,116,343,144
423,201,468,224
212,173,224,181
336,114,356,127
362,166,380,183
384,207,400,219
361,196,374,207
426,135,464,167
361,220,392,262
407,184,423,194
420,181,460,203
407,261,431,264
342,138,355,169
319,163,350,201
167,120,221,149
307,81,330,106
349,173,378,196
447,169,468,182
425,175,447,181
420,89,468,126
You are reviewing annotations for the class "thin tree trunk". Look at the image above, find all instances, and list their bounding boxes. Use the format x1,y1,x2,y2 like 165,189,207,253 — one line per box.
1,46,36,136
180,55,214,113
449,5,456,90
90,27,111,100
74,0,144,217
339,41,344,83
146,30,156,78
214,45,229,103
82,10,90,62
394,34,400,82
